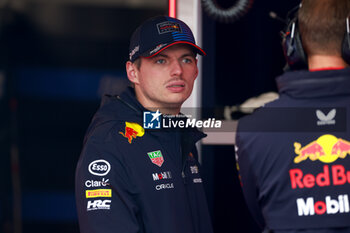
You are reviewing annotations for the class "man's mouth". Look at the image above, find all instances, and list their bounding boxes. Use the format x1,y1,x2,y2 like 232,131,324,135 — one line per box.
166,81,186,92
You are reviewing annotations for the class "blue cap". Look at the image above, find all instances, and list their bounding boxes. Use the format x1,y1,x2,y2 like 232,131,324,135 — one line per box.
129,16,206,62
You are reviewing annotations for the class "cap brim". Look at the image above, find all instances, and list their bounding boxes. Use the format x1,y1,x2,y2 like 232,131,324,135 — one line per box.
142,41,206,59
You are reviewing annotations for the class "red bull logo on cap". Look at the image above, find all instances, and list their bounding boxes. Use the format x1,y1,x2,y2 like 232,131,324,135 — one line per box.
294,134,350,164
119,122,145,144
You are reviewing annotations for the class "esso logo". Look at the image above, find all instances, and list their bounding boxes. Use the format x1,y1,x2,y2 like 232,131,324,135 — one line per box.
88,160,111,176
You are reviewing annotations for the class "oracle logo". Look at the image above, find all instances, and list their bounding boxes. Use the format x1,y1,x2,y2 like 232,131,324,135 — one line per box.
155,183,174,191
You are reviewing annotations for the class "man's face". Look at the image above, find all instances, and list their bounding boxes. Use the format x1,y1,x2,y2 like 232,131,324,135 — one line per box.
127,44,198,113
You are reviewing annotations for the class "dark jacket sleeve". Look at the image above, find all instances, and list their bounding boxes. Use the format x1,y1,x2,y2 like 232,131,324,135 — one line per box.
75,133,141,233
235,129,266,230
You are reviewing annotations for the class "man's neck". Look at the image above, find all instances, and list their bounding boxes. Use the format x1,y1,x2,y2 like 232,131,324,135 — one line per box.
308,54,348,70
135,93,181,115
149,107,180,115
138,101,181,115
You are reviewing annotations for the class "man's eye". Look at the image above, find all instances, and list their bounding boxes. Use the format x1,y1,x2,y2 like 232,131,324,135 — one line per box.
182,58,193,63
156,59,166,64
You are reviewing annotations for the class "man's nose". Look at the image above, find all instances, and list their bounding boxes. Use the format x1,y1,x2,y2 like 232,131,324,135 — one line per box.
170,60,183,77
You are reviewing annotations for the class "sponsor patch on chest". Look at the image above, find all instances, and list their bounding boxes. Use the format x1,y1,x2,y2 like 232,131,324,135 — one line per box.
147,150,164,167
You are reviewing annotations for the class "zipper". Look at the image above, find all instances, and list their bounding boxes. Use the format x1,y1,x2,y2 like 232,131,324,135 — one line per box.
180,135,188,184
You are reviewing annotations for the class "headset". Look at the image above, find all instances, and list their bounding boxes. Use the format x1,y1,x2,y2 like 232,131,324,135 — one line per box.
282,4,350,70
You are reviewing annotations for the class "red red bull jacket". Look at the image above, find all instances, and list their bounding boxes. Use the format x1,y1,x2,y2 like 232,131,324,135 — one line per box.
75,87,213,233
236,68,350,233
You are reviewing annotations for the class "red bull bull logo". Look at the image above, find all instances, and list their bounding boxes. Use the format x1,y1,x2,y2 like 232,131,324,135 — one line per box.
294,134,350,163
119,122,145,144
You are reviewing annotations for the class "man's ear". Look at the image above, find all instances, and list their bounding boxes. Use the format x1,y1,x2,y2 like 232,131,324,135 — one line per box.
194,58,199,80
126,61,139,84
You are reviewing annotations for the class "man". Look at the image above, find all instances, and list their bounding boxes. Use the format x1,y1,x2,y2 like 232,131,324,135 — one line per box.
236,0,350,232
75,16,213,233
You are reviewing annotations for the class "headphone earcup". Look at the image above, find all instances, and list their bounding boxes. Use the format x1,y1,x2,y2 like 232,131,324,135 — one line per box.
282,20,308,70
341,26,350,65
